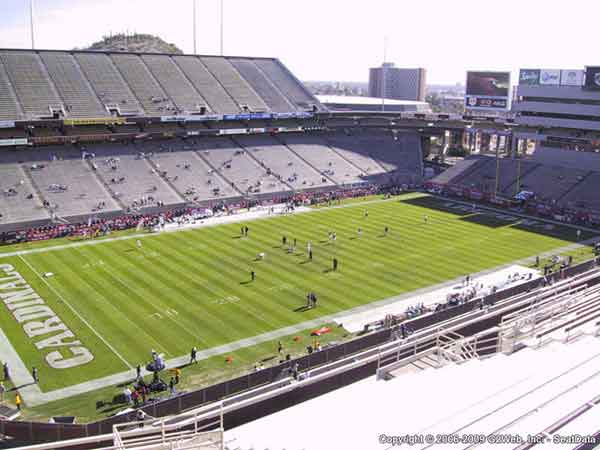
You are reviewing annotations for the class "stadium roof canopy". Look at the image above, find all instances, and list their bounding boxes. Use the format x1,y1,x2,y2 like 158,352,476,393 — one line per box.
316,95,431,113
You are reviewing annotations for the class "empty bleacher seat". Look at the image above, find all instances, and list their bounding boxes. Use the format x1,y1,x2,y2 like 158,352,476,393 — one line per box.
200,57,267,112
197,138,289,195
0,58,23,120
172,56,240,114
253,58,323,111
235,134,334,189
229,59,293,113
110,53,174,116
141,54,209,114
75,53,142,116
279,133,366,185
0,51,63,119
39,52,108,118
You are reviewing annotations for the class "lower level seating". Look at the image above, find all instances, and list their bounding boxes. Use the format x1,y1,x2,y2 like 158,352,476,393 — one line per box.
0,130,425,229
0,147,120,219
561,172,600,211
197,138,290,195
234,135,334,190
147,141,240,202
0,163,49,224
325,132,389,178
91,144,185,210
279,133,366,185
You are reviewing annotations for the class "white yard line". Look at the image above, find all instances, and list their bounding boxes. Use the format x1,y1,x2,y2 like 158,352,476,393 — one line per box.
18,254,133,370
4,194,600,406
8,237,599,407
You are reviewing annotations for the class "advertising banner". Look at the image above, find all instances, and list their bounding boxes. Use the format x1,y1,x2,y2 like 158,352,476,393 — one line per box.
465,71,510,110
63,117,126,126
584,66,600,90
560,69,584,86
218,128,247,135
160,115,223,123
223,113,274,121
0,120,15,128
539,69,561,85
0,138,28,146
519,69,540,85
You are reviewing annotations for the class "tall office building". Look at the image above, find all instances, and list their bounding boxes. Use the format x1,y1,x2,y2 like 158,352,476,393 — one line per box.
368,63,427,101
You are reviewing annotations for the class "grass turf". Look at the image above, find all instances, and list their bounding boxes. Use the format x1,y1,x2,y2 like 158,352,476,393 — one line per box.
0,193,595,402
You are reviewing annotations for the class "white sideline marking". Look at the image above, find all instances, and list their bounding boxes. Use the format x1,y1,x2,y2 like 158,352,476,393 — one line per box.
0,196,400,260
18,254,134,370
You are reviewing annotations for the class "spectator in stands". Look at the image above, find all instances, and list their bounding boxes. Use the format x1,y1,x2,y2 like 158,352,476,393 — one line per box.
123,387,132,404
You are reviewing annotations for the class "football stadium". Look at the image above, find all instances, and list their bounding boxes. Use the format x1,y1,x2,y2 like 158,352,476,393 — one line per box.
1,2,600,449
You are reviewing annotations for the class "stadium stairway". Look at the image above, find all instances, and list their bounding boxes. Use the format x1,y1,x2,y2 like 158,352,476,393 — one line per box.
556,170,595,202
190,149,245,198
230,136,295,191
0,56,24,120
0,163,50,224
85,159,128,211
194,138,290,195
414,338,600,450
20,164,51,213
143,156,188,201
429,156,486,185
323,138,373,174
0,51,64,120
277,133,367,185
324,133,389,178
272,134,339,186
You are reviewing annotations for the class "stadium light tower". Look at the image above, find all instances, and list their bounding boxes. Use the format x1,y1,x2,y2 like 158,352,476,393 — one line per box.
381,35,388,112
30,0,35,49
192,0,197,54
220,0,224,55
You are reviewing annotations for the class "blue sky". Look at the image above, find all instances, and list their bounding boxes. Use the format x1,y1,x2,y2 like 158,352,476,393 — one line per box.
0,0,597,85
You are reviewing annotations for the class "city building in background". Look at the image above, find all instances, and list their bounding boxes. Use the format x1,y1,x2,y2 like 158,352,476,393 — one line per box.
316,95,431,113
368,63,426,101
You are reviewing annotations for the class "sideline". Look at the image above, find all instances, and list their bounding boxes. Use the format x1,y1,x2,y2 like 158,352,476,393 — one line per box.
0,195,402,260
4,193,599,406
11,239,597,407
430,193,600,235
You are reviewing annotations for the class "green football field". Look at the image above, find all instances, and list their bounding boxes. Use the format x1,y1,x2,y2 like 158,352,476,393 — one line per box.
0,193,594,397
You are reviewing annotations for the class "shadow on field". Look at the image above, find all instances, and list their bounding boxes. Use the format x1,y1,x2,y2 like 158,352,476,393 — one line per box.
399,195,598,245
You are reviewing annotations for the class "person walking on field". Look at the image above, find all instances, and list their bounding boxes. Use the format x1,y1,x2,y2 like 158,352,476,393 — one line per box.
190,347,198,364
